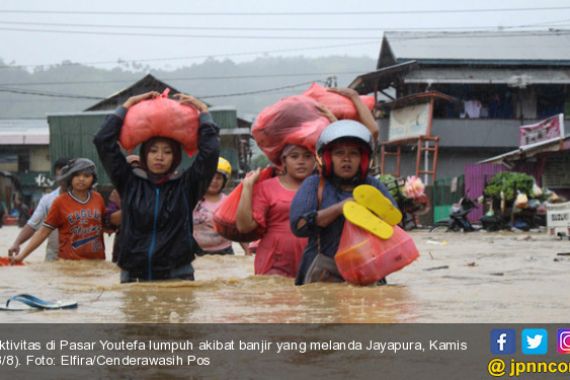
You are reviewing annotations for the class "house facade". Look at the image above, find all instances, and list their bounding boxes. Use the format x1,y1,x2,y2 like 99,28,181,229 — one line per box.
360,30,570,181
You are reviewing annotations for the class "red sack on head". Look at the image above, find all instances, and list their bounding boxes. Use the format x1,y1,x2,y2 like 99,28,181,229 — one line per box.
213,167,275,242
120,89,200,157
252,95,330,165
303,83,375,120
335,222,419,285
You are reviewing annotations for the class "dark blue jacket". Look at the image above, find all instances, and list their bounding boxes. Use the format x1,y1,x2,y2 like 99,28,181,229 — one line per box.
94,108,220,279
290,174,396,285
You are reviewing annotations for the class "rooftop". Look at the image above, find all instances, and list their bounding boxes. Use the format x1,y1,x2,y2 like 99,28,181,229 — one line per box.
378,30,570,68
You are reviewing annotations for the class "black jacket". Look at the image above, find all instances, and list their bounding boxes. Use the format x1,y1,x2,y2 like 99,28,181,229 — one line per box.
93,108,220,279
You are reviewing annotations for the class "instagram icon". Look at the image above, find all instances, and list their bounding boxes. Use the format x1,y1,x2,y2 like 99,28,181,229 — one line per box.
558,329,570,354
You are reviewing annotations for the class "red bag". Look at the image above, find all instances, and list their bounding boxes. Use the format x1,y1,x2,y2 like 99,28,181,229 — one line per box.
120,89,200,157
303,83,375,120
213,167,275,242
252,95,330,165
335,222,419,285
0,257,24,266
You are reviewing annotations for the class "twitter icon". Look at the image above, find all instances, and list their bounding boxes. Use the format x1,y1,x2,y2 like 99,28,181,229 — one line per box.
522,329,548,355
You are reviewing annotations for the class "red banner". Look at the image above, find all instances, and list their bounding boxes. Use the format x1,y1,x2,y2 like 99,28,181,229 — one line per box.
519,114,564,147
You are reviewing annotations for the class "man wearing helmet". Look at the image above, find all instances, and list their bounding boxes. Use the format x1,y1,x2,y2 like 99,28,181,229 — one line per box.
289,95,397,285
193,157,246,255
10,158,106,263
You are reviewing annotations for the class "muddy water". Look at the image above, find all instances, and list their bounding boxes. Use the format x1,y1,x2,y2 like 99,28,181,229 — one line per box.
1,226,569,323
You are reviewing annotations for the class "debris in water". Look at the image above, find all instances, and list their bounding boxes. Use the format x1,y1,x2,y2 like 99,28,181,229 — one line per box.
426,239,448,246
557,252,570,256
467,262,477,267
490,272,504,276
424,265,449,271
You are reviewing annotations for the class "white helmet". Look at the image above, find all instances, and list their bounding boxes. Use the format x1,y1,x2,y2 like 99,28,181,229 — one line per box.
316,120,373,154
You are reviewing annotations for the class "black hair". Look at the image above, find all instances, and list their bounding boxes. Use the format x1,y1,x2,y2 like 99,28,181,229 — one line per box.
53,157,71,174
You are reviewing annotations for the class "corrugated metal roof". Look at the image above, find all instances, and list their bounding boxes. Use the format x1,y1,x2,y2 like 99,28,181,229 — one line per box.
380,30,570,67
0,119,49,145
479,135,570,163
404,67,570,85
348,61,417,94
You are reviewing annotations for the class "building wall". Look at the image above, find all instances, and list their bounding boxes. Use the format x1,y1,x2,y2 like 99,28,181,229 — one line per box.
29,146,51,172
0,162,17,172
377,117,519,182
519,87,537,119
379,117,532,149
377,148,508,185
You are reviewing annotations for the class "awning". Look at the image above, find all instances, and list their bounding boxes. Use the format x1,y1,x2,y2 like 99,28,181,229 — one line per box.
349,61,417,94
479,136,570,164
404,68,570,86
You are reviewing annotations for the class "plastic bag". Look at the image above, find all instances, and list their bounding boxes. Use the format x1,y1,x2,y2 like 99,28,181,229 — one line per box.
252,95,330,165
514,192,528,209
213,167,275,242
303,83,375,120
532,183,543,198
0,257,24,266
120,89,200,157
335,222,419,285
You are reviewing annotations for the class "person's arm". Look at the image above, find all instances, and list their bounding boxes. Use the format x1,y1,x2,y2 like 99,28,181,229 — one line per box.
314,200,351,228
176,94,221,207
9,192,52,256
327,88,379,141
109,210,122,226
93,92,159,192
11,226,52,264
235,169,261,234
7,225,36,257
239,242,252,256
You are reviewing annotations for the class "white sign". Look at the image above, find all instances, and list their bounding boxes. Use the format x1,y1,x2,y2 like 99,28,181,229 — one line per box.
388,102,430,141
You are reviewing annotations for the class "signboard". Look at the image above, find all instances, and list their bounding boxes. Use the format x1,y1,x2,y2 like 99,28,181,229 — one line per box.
388,102,430,141
519,113,564,147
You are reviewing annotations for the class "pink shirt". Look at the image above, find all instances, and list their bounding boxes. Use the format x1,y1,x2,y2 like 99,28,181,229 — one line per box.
252,177,308,277
193,194,232,252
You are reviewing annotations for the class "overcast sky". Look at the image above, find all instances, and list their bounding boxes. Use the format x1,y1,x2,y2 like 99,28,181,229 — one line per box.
1,0,569,71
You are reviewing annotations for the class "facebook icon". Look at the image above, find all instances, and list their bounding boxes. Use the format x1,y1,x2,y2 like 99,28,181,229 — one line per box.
491,329,516,354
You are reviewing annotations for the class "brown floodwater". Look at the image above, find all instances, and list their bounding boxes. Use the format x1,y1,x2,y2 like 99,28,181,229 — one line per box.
1,226,569,323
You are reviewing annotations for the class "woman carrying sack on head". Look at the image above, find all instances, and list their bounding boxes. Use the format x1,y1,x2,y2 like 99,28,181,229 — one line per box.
94,91,220,283
289,92,400,285
9,158,106,263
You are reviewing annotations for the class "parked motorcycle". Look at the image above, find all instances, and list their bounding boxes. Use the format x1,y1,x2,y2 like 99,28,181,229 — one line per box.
430,197,478,232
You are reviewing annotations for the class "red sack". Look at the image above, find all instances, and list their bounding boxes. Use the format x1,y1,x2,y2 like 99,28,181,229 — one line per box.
213,167,275,242
335,222,419,286
252,95,330,165
0,257,24,266
120,89,200,157
303,83,375,120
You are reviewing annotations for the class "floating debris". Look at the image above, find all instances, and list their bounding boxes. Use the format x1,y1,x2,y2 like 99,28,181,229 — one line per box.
424,265,449,271
426,239,448,246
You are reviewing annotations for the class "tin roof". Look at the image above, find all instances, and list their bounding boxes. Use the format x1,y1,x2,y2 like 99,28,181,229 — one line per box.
379,30,570,68
0,119,49,145
480,135,570,164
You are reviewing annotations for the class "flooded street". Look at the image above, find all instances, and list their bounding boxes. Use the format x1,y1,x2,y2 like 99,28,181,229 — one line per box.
1,226,569,323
